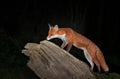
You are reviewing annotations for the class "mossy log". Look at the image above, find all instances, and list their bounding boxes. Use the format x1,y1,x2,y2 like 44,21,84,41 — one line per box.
22,40,96,79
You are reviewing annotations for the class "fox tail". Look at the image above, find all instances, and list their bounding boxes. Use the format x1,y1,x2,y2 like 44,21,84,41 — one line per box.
96,50,109,72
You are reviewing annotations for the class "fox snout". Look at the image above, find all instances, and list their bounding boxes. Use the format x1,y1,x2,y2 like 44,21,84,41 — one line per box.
46,36,50,40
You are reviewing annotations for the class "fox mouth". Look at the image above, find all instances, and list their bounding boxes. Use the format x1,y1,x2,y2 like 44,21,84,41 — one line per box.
46,34,68,42
46,37,50,40
46,35,56,40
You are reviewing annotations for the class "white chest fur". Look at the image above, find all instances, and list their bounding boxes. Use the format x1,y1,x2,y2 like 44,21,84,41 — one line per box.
47,34,68,42
57,34,67,41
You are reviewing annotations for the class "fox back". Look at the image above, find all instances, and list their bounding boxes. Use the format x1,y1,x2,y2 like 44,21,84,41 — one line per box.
47,24,91,48
46,24,109,73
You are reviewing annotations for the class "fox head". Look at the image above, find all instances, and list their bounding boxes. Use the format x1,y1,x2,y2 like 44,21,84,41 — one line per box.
46,24,66,41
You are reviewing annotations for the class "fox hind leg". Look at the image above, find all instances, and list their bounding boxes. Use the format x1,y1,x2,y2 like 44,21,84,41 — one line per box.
93,59,101,73
83,48,94,71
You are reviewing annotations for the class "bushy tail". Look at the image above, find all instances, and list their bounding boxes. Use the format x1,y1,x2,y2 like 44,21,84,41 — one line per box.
96,50,109,72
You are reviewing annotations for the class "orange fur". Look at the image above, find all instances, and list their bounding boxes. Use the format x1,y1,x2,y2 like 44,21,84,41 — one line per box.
47,24,109,73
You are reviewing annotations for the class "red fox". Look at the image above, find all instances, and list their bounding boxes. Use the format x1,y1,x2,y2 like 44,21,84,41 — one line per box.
46,24,109,73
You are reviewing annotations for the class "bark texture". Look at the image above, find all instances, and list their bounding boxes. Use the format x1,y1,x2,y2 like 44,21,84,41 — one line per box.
22,40,96,79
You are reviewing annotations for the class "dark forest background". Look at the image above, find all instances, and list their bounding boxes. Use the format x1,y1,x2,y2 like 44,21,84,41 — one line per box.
0,0,120,78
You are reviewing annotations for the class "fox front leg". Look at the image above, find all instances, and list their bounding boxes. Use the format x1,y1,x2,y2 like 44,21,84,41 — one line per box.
61,41,68,49
66,42,73,52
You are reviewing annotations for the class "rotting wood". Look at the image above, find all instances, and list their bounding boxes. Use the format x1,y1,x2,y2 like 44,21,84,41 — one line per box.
22,40,96,79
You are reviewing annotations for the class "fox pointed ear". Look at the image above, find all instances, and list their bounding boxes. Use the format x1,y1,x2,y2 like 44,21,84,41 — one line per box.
48,23,51,29
54,25,58,31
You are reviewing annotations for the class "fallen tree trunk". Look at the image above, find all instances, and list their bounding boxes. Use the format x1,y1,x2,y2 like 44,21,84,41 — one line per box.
22,40,96,79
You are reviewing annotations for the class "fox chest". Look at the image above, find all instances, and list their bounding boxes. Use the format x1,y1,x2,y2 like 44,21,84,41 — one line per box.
57,34,68,42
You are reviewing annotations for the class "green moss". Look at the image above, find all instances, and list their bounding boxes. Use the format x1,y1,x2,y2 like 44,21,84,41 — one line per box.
94,72,120,79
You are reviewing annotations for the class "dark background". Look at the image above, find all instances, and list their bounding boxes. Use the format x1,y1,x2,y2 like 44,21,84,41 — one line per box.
0,0,120,74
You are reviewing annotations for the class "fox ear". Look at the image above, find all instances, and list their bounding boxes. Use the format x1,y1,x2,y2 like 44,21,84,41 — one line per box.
48,23,51,29
54,25,58,31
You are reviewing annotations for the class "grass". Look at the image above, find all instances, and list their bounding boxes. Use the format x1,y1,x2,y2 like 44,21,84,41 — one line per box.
94,72,120,79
